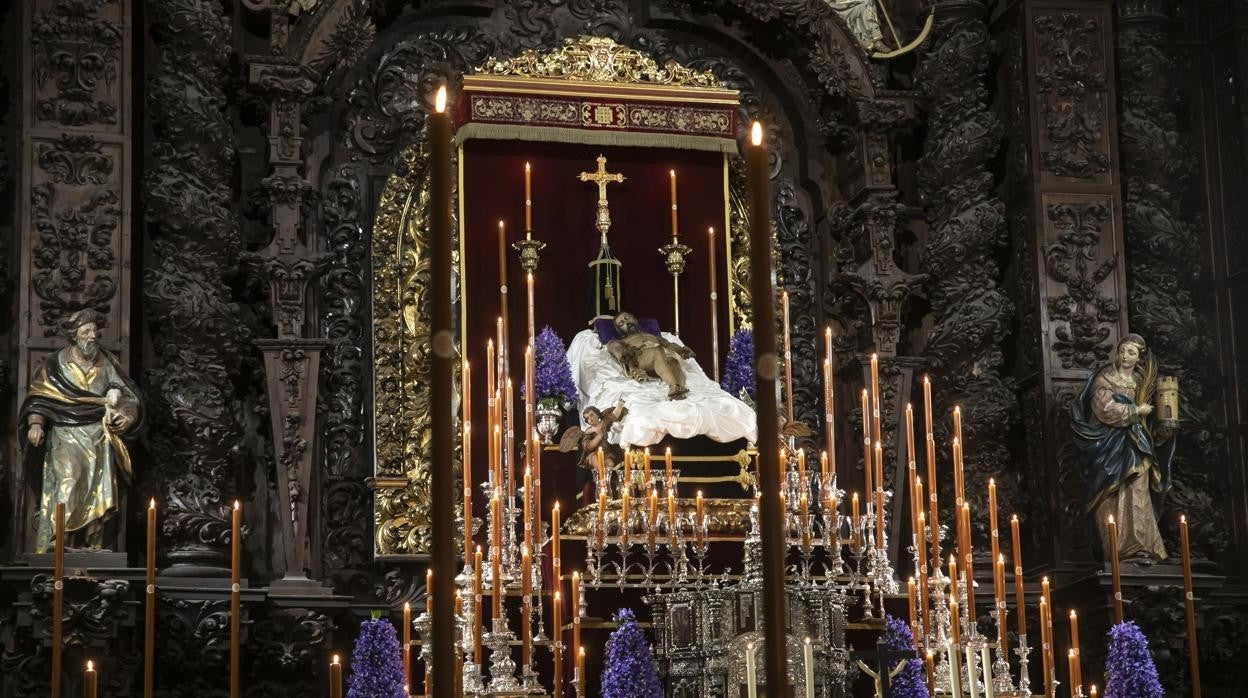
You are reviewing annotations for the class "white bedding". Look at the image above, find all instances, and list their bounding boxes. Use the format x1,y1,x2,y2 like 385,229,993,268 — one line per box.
566,329,758,450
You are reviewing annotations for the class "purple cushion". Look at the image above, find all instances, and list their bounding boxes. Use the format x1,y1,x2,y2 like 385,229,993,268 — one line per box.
594,317,661,344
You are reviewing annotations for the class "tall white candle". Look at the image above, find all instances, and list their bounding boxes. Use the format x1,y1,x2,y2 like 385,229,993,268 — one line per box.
803,637,814,698
745,643,758,698
982,644,996,698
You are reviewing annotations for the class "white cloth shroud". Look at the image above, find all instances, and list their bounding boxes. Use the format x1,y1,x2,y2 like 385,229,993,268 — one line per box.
566,329,758,450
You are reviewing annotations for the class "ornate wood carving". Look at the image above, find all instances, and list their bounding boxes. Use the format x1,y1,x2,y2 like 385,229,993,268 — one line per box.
142,0,246,571
317,164,372,587
998,0,1127,567
1117,1,1227,562
13,0,132,555
917,0,1020,549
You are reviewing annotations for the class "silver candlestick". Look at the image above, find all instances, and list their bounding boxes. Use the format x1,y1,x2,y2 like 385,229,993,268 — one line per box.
1013,633,1032,696
486,616,521,693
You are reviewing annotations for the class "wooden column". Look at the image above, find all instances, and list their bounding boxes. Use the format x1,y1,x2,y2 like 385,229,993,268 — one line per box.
996,0,1129,570
13,0,133,556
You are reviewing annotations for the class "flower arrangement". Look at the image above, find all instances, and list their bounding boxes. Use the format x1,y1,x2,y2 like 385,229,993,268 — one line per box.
1104,621,1163,698
600,608,662,698
722,328,755,405
531,326,578,409
347,616,407,698
881,613,928,698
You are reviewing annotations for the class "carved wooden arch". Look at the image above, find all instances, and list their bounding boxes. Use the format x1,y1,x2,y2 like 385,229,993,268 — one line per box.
291,2,913,559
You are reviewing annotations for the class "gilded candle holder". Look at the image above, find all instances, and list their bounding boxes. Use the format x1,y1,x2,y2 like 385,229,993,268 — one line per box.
512,236,546,274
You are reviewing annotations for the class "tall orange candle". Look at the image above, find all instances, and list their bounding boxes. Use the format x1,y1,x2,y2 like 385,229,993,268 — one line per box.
597,490,607,549
1039,596,1052,697
145,499,156,698
553,590,564,698
642,448,652,490
1108,514,1123,623
961,502,976,623
524,162,532,233
463,421,473,563
505,378,515,499
230,500,241,698
329,654,343,698
523,466,533,551
873,441,885,548
473,547,483,665
1011,514,1027,637
52,502,65,697
861,390,873,509
869,353,881,447
667,490,677,549
988,478,1000,577
571,572,581,663
669,169,679,237
648,489,658,549
491,491,502,619
1180,514,1201,697
917,510,930,637
425,569,433,617
851,493,861,550
665,447,674,490
577,647,586,697
797,448,807,491
783,290,793,423
922,377,941,574
949,595,961,645
85,660,97,698
800,493,810,549
521,545,532,667
995,554,1008,649
552,502,562,572
709,227,720,381
1069,609,1082,690
1067,650,1079,698
403,601,412,682
824,327,835,469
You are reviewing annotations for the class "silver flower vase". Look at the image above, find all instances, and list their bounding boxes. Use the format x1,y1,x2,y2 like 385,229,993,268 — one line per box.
536,403,562,445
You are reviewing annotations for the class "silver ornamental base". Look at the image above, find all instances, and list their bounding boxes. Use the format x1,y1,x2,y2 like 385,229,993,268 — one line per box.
462,660,486,695
1013,634,1032,697
486,618,521,693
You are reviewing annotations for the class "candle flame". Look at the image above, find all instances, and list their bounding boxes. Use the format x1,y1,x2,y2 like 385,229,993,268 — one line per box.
498,220,504,230
805,636,812,645
1070,609,1077,619
1180,514,1186,524
579,646,585,658
989,477,995,486
553,501,560,512
87,660,94,671
750,121,763,145
149,498,156,509
852,492,858,502
1107,514,1115,525
670,169,676,177
475,544,482,553
333,654,340,664
233,500,240,511
525,162,530,172
404,601,410,610
923,374,930,385
434,86,447,113
554,590,561,600
708,226,715,235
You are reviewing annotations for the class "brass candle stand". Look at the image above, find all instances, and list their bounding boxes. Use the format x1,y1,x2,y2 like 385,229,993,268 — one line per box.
658,238,692,335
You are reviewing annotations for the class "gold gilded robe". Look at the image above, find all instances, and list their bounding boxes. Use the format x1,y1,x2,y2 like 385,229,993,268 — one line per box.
20,348,140,552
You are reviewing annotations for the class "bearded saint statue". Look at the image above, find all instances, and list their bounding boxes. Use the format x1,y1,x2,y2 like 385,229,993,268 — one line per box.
1071,333,1175,563
20,309,142,553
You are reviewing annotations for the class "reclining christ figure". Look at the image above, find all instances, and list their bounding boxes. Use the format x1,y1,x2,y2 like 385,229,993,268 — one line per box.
566,311,757,450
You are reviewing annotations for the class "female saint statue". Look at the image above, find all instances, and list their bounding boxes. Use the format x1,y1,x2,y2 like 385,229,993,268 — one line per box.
1071,333,1175,563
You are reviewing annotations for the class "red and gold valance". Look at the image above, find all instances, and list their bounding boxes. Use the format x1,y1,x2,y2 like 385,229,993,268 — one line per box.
454,38,740,154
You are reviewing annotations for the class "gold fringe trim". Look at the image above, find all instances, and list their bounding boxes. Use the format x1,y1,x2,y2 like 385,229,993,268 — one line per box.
455,122,739,155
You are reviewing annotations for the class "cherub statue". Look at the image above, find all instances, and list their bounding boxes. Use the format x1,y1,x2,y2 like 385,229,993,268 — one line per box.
559,400,629,471
605,312,695,400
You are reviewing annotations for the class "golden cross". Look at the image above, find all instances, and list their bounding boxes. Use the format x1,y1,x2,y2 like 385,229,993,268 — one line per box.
578,154,626,242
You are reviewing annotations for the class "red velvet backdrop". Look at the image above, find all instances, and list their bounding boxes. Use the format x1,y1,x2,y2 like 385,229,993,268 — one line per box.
460,138,730,500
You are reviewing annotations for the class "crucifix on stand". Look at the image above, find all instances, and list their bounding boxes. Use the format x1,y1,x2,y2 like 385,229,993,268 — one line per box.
579,154,627,316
